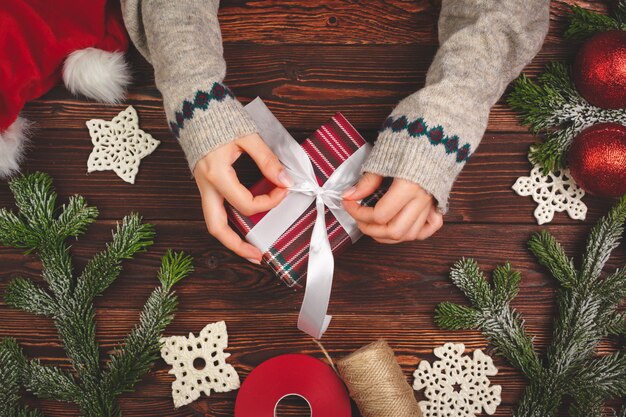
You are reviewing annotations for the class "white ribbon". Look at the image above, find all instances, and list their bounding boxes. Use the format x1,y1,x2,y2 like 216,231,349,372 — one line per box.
244,98,371,339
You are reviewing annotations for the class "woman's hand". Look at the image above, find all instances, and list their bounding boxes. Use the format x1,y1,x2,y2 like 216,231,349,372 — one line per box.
194,133,292,263
342,173,443,243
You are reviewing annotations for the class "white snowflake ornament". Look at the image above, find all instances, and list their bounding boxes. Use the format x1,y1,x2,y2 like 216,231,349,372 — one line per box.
512,165,587,225
413,343,501,417
86,105,160,184
160,321,240,408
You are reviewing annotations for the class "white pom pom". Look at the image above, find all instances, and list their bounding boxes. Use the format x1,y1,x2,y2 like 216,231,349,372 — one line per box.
63,48,131,104
0,117,31,178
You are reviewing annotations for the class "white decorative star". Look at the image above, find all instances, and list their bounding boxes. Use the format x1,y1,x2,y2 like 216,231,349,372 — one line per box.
86,106,160,184
512,165,587,225
160,321,240,408
414,343,501,417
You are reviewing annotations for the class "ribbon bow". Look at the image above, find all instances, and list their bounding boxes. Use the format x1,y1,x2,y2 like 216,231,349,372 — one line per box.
244,98,371,339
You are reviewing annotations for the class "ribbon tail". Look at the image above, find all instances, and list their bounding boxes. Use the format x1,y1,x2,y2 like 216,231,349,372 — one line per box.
297,196,334,339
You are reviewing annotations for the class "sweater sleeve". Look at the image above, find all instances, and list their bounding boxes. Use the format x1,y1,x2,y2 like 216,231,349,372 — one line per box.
120,0,257,172
361,0,550,214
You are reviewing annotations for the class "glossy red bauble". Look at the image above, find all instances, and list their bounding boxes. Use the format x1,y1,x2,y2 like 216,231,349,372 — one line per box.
573,30,626,109
568,123,626,197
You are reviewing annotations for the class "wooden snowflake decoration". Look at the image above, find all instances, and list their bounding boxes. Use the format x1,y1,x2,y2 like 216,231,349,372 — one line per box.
86,106,160,184
413,343,501,417
160,321,239,408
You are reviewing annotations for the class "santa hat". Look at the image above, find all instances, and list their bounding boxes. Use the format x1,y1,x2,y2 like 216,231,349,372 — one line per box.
0,0,129,178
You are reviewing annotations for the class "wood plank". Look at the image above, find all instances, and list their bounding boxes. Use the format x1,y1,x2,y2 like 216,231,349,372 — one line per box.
1,222,623,315
0,127,616,223
26,43,576,133
215,0,608,46
2,310,622,415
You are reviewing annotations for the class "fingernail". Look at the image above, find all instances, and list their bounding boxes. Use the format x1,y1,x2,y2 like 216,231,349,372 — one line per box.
278,170,293,188
246,257,261,265
342,186,356,199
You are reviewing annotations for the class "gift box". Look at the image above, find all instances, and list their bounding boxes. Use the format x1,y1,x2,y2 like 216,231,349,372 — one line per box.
227,100,381,286
226,98,383,338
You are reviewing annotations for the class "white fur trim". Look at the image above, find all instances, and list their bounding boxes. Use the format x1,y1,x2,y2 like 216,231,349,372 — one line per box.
63,48,131,104
0,117,31,178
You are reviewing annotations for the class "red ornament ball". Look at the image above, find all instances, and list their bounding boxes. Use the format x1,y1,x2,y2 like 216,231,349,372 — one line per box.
573,30,626,109
568,123,626,197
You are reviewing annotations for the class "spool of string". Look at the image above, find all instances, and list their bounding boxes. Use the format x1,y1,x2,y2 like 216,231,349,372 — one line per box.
337,339,422,417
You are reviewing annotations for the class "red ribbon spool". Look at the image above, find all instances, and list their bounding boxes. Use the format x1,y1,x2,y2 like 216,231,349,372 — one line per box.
234,354,351,417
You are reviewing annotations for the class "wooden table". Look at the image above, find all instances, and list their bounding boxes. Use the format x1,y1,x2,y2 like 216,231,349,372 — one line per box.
1,1,623,416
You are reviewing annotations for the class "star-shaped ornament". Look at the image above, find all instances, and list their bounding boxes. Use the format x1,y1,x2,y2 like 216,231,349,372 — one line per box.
512,165,587,225
160,321,240,408
86,106,160,184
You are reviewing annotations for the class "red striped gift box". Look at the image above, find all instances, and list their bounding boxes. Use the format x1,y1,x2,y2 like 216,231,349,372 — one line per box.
226,113,382,288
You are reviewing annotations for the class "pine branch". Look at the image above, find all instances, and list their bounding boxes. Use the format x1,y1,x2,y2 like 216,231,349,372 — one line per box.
75,213,154,303
21,360,80,403
4,278,57,316
55,196,99,239
528,231,578,288
565,5,624,39
508,64,626,172
105,289,178,396
0,173,189,416
105,251,192,396
435,302,482,330
568,352,626,400
0,338,43,417
435,198,626,416
158,250,194,292
439,259,543,379
581,196,626,283
448,258,493,309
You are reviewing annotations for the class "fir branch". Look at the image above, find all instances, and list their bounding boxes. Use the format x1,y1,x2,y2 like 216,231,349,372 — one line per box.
508,64,626,172
158,250,194,292
75,213,154,303
435,198,626,416
441,259,543,379
435,302,482,330
55,196,99,239
21,360,80,403
606,311,626,336
105,289,178,396
492,263,521,307
581,196,626,283
565,5,624,40
528,230,577,288
0,338,43,417
8,172,57,234
0,173,189,416
448,258,493,309
0,209,36,249
569,352,626,400
4,278,57,316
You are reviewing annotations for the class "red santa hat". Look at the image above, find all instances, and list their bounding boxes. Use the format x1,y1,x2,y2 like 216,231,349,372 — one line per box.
0,0,129,177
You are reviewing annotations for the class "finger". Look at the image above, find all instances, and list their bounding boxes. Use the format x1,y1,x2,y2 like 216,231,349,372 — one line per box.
342,172,383,200
371,180,426,224
237,134,293,188
357,198,426,240
212,167,288,216
200,185,263,261
359,199,430,241
414,209,444,241
342,199,378,223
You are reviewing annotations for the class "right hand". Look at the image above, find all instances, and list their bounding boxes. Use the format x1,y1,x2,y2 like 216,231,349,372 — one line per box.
194,133,292,263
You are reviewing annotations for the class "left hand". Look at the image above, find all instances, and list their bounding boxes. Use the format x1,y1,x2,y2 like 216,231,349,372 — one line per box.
342,173,443,243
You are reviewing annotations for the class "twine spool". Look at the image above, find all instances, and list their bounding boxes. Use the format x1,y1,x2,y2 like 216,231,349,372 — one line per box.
337,340,422,417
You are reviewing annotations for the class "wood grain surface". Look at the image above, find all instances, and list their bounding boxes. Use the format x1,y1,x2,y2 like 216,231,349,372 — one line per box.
0,1,623,416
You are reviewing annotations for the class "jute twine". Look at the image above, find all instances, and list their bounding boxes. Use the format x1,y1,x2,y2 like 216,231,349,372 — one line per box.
337,340,422,417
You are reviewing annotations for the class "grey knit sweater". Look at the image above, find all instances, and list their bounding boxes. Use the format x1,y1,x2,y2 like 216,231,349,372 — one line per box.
121,0,550,213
